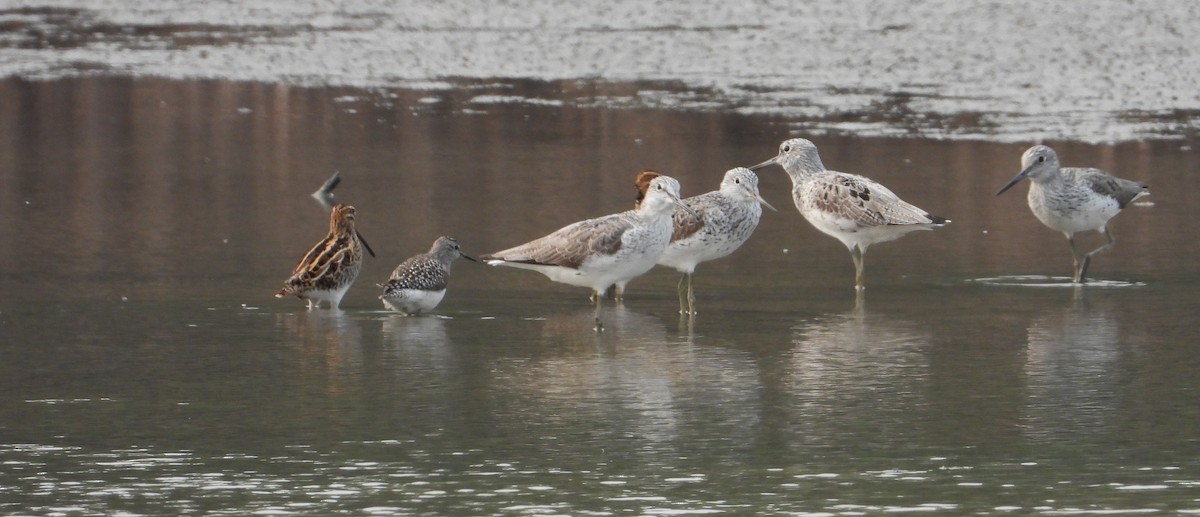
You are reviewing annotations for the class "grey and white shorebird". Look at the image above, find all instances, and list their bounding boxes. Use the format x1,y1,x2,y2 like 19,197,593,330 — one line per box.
276,204,368,309
751,138,950,290
480,175,697,327
656,167,777,315
380,236,476,315
995,144,1149,283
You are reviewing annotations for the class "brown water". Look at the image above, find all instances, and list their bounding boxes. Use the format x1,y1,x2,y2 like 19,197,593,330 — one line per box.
2,76,1199,514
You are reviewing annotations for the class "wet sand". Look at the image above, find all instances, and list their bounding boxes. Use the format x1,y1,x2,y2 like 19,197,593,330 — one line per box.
3,1,1199,141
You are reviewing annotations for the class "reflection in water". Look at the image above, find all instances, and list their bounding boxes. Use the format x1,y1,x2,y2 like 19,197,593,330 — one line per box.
379,313,451,370
973,274,1147,288
537,303,668,347
785,297,932,447
521,306,679,444
1019,290,1120,443
273,309,364,399
489,305,761,448
2,76,1199,514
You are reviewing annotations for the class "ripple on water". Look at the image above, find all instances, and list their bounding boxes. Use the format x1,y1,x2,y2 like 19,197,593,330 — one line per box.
971,275,1146,288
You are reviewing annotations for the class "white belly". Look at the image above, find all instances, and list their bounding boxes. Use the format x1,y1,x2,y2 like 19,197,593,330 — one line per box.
381,289,447,315
1029,186,1121,235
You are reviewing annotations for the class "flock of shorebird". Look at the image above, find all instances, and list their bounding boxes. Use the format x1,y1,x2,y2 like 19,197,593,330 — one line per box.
275,138,1150,324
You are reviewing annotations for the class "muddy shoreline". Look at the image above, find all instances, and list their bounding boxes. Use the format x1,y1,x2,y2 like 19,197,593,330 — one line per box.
3,1,1199,142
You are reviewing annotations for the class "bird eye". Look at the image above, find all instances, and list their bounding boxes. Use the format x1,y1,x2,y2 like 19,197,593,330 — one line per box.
734,178,742,184
782,144,791,153
1037,156,1045,163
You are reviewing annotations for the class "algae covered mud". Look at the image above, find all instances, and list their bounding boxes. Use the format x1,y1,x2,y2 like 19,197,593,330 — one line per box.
2,0,1199,142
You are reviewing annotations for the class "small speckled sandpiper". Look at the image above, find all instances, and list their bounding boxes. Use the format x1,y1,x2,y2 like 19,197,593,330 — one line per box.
996,144,1149,283
657,167,776,315
751,138,950,290
480,175,696,328
276,204,369,309
380,236,475,315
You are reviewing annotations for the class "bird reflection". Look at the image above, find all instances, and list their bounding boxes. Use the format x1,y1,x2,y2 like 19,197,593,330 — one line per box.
488,305,691,444
273,309,365,398
537,303,668,348
1019,288,1119,442
784,296,932,446
380,314,451,369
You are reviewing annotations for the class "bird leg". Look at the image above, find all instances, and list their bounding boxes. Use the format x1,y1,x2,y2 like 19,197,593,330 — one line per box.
686,272,696,316
851,246,866,290
1078,227,1117,284
676,273,689,315
593,290,605,332
1067,235,1084,283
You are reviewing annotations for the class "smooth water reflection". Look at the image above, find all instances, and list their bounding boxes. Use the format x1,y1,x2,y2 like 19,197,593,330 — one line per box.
1021,292,1121,444
2,77,1200,514
787,299,932,448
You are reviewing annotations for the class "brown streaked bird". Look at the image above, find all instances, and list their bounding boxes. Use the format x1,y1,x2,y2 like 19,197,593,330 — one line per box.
600,168,664,301
275,204,368,309
309,171,376,257
480,175,697,329
657,167,776,315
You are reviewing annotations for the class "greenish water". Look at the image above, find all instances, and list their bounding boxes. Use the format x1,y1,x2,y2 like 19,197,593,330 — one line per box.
1,77,1199,514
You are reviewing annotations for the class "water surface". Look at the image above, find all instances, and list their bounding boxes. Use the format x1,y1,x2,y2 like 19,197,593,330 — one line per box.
1,77,1199,514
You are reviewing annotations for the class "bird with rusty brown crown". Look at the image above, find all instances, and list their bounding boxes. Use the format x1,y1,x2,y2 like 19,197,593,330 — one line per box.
480,175,697,329
657,167,776,315
633,169,662,210
599,168,664,301
276,203,372,309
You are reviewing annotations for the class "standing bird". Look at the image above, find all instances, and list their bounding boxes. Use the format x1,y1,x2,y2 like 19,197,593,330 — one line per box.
480,175,696,327
657,168,776,315
751,138,949,290
276,204,368,309
600,168,664,301
380,236,475,315
995,144,1149,283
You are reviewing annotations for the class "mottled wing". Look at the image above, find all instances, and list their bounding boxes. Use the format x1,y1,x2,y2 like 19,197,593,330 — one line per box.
385,255,449,291
288,234,357,290
811,172,939,227
483,213,632,269
1076,168,1148,209
671,195,708,241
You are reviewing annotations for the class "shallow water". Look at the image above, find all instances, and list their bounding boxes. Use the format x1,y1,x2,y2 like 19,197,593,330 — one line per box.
2,77,1200,514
